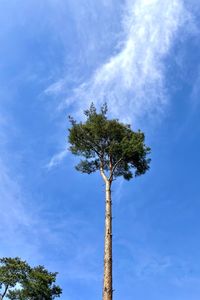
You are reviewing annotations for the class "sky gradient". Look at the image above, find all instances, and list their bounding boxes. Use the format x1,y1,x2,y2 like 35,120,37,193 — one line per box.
1,0,200,299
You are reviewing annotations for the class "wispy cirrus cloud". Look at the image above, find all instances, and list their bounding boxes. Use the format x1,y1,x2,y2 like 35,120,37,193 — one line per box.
46,148,69,169
62,0,193,123
46,0,194,167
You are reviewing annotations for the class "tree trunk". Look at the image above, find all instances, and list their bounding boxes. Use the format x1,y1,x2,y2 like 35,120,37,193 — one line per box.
103,180,113,300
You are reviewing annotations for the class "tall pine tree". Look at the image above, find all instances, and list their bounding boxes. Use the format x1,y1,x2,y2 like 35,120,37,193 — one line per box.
68,103,151,300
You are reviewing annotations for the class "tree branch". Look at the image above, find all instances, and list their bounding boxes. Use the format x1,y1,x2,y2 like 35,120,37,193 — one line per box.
79,127,102,156
109,157,123,181
75,125,105,157
74,134,100,157
100,162,108,183
2,284,8,299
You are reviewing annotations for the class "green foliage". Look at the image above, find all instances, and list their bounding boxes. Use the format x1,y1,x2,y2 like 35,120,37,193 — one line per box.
0,257,29,299
68,103,151,181
0,258,62,300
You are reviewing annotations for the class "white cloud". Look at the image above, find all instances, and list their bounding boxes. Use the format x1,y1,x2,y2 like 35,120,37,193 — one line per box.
45,79,67,95
46,0,196,168
64,0,192,123
46,148,68,169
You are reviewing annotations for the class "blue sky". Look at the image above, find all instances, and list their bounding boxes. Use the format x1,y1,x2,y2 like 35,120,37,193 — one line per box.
0,0,200,299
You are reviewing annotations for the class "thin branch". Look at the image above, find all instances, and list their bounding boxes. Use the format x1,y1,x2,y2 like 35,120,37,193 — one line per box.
109,157,123,181
2,284,8,299
74,134,101,157
79,127,102,155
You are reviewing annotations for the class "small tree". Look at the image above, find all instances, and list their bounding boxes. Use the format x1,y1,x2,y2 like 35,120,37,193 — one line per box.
68,103,151,300
0,257,62,300
0,257,29,299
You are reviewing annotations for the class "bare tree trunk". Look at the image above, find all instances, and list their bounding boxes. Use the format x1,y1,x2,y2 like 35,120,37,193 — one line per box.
103,180,113,300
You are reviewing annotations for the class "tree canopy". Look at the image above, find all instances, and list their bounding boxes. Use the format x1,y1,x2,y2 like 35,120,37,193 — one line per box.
0,257,62,300
69,103,151,182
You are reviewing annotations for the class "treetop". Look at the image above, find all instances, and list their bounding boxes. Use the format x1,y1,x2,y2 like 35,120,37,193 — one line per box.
0,257,62,300
68,103,151,182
